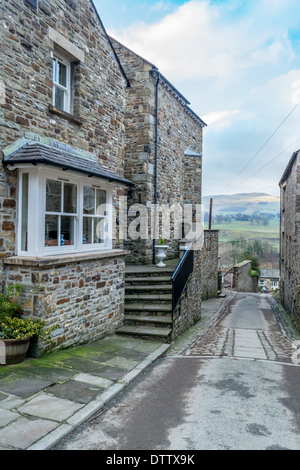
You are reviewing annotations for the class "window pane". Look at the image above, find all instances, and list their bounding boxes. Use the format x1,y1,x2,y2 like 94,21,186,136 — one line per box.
96,189,107,216
46,180,61,212
45,215,59,247
83,187,95,215
94,217,105,244
61,216,75,246
57,61,67,87
53,58,57,82
54,86,64,110
64,183,77,214
21,173,29,252
83,217,92,244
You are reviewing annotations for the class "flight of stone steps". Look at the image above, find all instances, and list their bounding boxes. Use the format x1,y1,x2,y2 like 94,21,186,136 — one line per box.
117,265,175,342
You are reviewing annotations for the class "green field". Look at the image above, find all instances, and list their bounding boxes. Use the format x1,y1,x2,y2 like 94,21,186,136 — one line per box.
207,218,280,249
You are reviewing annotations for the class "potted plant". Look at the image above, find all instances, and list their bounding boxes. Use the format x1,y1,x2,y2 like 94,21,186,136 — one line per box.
0,285,57,365
156,238,169,268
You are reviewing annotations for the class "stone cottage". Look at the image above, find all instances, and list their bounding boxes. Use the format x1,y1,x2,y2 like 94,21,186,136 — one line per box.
279,149,300,331
0,0,134,354
259,269,279,292
0,0,212,351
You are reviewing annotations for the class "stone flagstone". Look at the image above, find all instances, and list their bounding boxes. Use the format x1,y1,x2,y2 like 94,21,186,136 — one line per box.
0,417,57,450
17,393,83,422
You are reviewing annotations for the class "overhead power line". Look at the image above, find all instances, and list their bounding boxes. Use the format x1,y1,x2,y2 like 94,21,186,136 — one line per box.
225,136,300,194
221,100,300,193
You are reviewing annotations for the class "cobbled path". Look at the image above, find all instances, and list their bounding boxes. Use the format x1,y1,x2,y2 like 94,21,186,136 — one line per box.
186,293,298,364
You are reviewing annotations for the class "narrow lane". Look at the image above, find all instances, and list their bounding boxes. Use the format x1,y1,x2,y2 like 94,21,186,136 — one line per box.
54,293,300,451
186,293,296,363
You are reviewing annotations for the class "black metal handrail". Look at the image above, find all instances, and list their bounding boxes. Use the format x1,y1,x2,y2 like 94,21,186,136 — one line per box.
171,243,194,317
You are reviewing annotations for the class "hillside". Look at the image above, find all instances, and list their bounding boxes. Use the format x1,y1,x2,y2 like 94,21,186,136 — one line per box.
203,193,280,215
202,193,280,269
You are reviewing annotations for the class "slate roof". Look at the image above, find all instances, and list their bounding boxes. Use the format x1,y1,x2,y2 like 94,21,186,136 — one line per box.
279,150,300,186
259,269,280,279
3,143,133,187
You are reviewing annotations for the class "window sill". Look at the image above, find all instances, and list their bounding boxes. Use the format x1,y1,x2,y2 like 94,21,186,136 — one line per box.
4,249,131,267
49,105,83,125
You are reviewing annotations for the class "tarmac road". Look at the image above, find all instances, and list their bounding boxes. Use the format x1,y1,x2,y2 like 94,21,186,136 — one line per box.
54,293,300,451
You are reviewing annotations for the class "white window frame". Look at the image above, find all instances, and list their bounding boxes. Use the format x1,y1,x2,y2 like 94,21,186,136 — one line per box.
17,166,113,257
52,52,71,114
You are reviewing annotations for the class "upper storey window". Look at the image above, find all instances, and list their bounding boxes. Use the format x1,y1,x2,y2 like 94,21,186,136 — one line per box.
52,54,71,114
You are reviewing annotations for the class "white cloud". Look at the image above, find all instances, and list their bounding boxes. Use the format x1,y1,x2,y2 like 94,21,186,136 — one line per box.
108,0,300,196
110,0,295,83
202,109,241,129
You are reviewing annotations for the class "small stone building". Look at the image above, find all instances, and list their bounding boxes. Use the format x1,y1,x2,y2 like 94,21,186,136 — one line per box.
259,269,279,291
225,260,258,293
279,149,300,330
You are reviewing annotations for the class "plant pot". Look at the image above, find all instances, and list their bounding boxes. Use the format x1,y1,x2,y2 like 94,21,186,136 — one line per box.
0,338,31,366
156,245,169,268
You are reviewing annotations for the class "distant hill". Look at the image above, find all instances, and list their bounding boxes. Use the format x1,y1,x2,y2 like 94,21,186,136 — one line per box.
203,193,280,215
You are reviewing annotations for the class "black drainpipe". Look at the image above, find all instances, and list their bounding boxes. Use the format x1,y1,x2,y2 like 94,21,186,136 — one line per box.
152,70,160,265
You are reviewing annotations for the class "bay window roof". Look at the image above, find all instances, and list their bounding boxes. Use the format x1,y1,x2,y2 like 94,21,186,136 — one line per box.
4,142,133,187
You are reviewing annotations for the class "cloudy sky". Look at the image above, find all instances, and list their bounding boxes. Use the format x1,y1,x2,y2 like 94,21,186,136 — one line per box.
94,0,300,197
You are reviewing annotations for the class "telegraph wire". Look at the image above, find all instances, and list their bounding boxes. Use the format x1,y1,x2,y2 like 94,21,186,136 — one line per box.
221,100,300,193
224,136,300,194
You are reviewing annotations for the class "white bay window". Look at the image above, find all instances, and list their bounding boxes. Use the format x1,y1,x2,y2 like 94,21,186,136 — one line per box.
18,167,113,257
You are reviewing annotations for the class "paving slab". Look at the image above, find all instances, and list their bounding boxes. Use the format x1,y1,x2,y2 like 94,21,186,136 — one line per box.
73,373,113,389
18,365,75,383
0,391,8,401
0,374,55,398
0,409,19,427
18,393,83,421
88,365,127,380
105,356,140,370
58,356,112,373
115,348,148,361
0,417,57,450
46,380,105,404
0,394,25,411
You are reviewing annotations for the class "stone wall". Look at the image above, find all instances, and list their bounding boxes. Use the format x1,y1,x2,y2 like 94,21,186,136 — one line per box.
233,260,258,293
111,39,205,265
201,230,219,300
172,247,202,341
4,251,128,356
280,150,300,330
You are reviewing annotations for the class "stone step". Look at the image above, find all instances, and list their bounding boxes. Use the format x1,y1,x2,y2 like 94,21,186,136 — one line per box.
124,314,173,328
125,276,172,284
125,315,173,325
125,293,172,303
116,325,172,341
125,266,175,277
125,284,172,292
125,303,172,316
